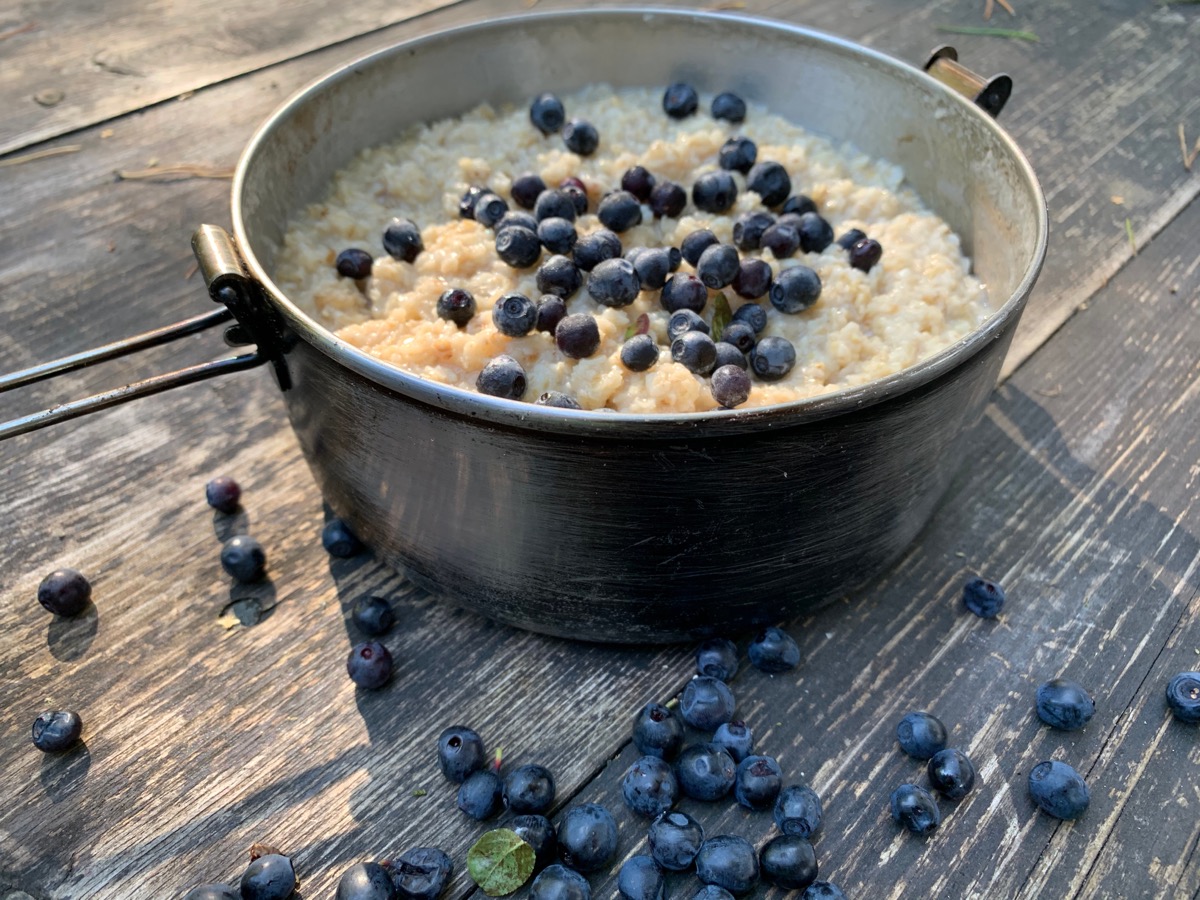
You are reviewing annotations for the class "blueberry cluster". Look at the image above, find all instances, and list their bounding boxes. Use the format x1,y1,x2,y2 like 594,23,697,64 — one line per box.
182,849,298,900
890,710,976,835
1023,676,1096,820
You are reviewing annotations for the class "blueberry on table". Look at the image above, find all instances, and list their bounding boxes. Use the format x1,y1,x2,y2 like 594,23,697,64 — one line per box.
382,217,423,263
477,356,527,400
557,803,619,872
1166,672,1200,723
761,223,801,259
890,784,941,835
692,888,736,900
720,322,756,354
496,226,543,268
530,93,565,135
668,309,710,341
618,855,665,900
598,190,643,233
1028,760,1089,820
660,273,709,314
927,748,976,800
632,701,684,759
711,365,752,408
492,292,539,337
775,784,823,839
836,228,867,250
696,638,738,681
534,189,578,223
621,165,657,201
536,255,583,299
748,626,801,672
562,119,600,156
735,755,783,809
963,576,1006,618
531,864,590,900
769,266,822,314
573,229,622,272
896,711,948,760
473,193,510,229
663,82,699,117
622,755,679,818
696,244,740,290
240,853,296,900
749,336,796,381
730,302,768,334
221,535,266,583
587,257,641,308
631,247,673,291
347,640,393,690
336,248,373,279
848,238,883,272
336,862,396,900
322,518,363,557
695,835,760,895
795,212,835,253
650,181,687,218
648,810,705,871
555,314,601,359
351,595,394,636
1036,679,1096,730
803,883,847,900
512,172,548,209
732,258,772,300
712,721,753,763
681,229,719,267
621,334,660,372
512,814,558,872
536,391,582,409
732,211,776,252
538,217,577,255
438,726,486,782
672,331,719,376
505,763,557,814
182,886,240,900
37,568,91,617
759,834,818,890
205,476,241,514
719,136,757,174
535,295,567,334
692,171,738,214
385,847,453,900
437,288,476,327
746,161,792,208
711,91,746,123
458,769,505,820
675,742,737,801
31,710,82,752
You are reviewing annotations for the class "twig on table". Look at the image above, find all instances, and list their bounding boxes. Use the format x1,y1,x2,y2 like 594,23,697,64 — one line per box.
0,144,82,167
996,0,1016,14
115,164,235,182
0,21,36,41
983,0,1015,19
1124,218,1136,255
1180,123,1200,171
937,25,1039,41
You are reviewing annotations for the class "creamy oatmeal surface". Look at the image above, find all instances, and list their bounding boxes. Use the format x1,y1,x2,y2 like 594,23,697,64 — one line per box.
273,85,989,413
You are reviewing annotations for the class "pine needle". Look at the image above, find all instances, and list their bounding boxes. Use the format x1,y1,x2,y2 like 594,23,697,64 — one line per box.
116,164,235,182
0,144,83,167
1124,218,1136,255
937,25,1040,41
1180,123,1200,171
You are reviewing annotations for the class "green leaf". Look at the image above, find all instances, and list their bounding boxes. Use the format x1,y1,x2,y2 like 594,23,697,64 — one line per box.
711,292,732,339
467,829,535,897
623,312,650,341
935,25,1040,42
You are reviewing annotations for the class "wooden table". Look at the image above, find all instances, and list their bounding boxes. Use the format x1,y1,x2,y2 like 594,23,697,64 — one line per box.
2,0,1198,897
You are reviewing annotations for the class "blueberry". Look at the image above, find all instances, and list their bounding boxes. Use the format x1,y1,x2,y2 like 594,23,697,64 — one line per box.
597,191,643,233
459,185,488,220
536,295,567,334
749,626,801,672
561,184,589,216
530,93,565,135
1166,672,1200,723
714,343,747,371
711,92,746,123
672,331,719,376
648,810,704,871
336,862,396,900
512,814,559,872
731,302,768,334
692,172,738,214
621,334,660,372
221,535,266,583
473,193,509,229
437,288,476,327
1036,679,1096,731
336,248,373,279
573,230,622,272
775,785,823,838
182,886,240,900
802,883,847,900
560,175,587,193
537,255,583,299
621,166,656,201
759,834,817,890
563,119,599,156
531,864,590,900
711,365,752,408
512,172,548,209
385,847,452,900
351,595,394,636
761,223,801,259
632,701,684,759
660,273,709,313
749,336,796,381
36,569,91,616
535,190,578,223
323,518,362,557
505,763,557,814
927,748,976,800
836,228,867,250
618,855,665,900
780,195,816,216
675,743,737,801
538,217,578,255
794,212,834,253
890,784,941,835
849,238,883,272
720,322,756,354
735,755,783,809
650,181,687,218
681,229,719,267
240,854,296,900
696,244,739,290
205,476,241,514
695,835,759,895
492,292,538,336
622,755,679,818
663,82,699,118
630,247,673,291
347,640,392,689
746,162,791,208
557,803,619,872
696,638,738,681
476,355,527,400
536,392,582,409
732,211,776,252
495,226,542,269
769,266,822,314
457,769,504,820
712,721,753,762
31,710,82,752
497,210,540,234
963,576,1006,618
731,259,772,300
382,218,423,263
896,711,948,760
587,257,641,307
691,889,736,900
438,725,485,782
718,137,757,174
1028,760,1089,820
668,309,710,341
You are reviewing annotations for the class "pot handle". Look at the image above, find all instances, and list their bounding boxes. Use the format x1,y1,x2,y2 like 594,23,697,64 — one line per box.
923,46,1012,118
0,225,282,441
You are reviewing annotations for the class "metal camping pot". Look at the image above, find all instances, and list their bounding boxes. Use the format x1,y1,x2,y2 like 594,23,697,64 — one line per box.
1,10,1047,643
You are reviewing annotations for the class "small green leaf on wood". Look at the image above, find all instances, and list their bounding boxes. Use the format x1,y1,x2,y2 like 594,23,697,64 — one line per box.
935,25,1040,41
412,788,427,797
467,829,535,896
711,292,733,339
1124,218,1137,255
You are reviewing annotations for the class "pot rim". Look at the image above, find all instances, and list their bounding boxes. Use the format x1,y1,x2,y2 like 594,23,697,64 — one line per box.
231,6,1048,436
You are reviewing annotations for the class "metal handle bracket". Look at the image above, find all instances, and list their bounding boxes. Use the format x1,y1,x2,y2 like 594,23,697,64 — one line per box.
924,46,1012,118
